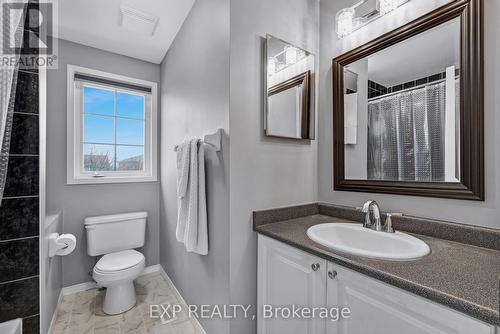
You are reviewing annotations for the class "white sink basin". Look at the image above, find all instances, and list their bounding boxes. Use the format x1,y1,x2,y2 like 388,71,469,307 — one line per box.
307,223,430,261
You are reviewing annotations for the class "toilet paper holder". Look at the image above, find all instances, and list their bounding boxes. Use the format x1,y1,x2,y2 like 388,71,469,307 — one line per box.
48,233,77,257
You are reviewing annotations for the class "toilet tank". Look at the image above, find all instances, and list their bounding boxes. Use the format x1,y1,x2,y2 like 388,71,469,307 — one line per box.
84,212,147,256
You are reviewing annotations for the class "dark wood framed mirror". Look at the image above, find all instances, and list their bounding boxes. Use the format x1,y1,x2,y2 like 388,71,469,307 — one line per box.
332,0,484,200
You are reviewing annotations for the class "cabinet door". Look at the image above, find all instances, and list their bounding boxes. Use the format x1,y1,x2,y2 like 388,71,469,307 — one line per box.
326,263,495,334
258,235,327,334
326,262,340,334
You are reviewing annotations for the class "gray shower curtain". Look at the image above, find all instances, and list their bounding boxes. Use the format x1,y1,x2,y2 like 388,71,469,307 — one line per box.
367,81,449,182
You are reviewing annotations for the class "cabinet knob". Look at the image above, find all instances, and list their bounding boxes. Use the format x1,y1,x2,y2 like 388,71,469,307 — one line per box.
328,270,338,279
311,263,320,271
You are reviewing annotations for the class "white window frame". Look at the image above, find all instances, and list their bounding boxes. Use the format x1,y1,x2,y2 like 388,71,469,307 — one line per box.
67,65,158,184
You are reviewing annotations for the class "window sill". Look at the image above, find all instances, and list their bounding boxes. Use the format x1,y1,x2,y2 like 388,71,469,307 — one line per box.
67,175,158,185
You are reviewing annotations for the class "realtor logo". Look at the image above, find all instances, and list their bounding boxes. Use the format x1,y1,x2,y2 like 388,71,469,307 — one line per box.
1,0,58,69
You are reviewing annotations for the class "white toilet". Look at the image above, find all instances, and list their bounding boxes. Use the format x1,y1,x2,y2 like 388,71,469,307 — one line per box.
84,212,147,315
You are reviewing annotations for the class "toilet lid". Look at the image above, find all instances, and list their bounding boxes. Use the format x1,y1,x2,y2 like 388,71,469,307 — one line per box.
95,250,144,272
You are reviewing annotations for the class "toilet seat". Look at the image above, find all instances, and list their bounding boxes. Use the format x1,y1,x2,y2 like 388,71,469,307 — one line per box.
95,250,145,273
93,250,145,286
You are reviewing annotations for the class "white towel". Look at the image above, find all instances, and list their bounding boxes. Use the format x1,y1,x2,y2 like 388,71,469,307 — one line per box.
176,140,190,243
176,139,208,255
176,141,191,199
196,142,208,254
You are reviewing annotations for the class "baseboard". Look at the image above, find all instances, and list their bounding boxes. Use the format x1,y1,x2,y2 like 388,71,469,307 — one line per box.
157,267,207,334
142,264,162,275
60,264,161,295
61,281,98,295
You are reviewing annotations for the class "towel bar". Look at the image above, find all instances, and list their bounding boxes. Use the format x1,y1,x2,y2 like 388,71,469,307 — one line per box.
174,128,222,152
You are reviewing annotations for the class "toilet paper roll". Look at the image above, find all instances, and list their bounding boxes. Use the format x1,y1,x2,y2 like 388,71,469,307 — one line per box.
55,234,76,256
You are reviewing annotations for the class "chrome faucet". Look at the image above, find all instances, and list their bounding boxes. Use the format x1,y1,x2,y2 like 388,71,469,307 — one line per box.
361,200,382,231
361,200,396,233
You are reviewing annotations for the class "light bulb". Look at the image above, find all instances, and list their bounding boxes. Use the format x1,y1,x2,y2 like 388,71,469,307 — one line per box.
285,46,298,65
336,8,355,38
276,62,285,72
379,0,398,15
297,49,306,61
267,57,276,74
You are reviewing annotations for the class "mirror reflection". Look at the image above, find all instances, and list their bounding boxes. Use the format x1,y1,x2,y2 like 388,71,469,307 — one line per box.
265,35,315,139
344,18,460,182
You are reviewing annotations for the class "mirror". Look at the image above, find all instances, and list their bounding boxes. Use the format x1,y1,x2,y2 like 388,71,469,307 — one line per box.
345,18,460,182
265,35,315,139
333,0,484,200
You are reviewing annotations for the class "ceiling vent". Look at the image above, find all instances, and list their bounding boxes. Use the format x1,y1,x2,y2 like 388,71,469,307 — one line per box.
119,5,159,36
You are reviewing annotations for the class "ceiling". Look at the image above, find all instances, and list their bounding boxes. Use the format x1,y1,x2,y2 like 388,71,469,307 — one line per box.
54,0,196,64
366,17,460,87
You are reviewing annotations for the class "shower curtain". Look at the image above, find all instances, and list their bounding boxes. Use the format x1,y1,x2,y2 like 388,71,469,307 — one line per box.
367,81,455,182
0,0,27,204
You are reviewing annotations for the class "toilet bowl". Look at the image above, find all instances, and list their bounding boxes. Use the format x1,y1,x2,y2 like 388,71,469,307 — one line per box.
84,212,147,315
93,250,145,314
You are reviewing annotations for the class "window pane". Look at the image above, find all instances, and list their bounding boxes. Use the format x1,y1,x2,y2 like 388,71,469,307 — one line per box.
83,86,114,116
83,144,115,171
116,118,144,145
83,114,115,144
116,145,144,171
117,92,145,119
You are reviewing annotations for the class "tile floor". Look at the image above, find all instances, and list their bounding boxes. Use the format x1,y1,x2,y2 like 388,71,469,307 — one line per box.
51,272,203,334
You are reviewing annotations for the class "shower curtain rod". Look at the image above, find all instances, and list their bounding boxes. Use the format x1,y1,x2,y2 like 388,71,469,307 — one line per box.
367,76,458,102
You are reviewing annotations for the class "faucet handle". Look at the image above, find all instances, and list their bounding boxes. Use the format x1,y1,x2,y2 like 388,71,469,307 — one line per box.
384,214,395,233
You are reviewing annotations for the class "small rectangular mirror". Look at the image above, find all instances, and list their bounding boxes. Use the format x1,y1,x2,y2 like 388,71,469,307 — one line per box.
265,34,315,139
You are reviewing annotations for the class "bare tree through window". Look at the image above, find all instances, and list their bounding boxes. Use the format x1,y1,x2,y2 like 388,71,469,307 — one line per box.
84,145,114,171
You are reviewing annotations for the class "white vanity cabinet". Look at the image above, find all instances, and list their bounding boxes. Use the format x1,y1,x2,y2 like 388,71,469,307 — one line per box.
326,262,495,334
258,235,496,334
257,235,327,334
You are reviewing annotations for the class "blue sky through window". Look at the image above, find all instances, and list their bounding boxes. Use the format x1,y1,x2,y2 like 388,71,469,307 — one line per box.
117,92,145,119
83,85,145,171
83,86,114,116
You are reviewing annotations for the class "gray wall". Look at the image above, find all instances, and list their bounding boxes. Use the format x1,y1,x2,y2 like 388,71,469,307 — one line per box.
44,213,62,334
46,39,161,287
318,0,500,229
159,0,230,333
229,0,319,333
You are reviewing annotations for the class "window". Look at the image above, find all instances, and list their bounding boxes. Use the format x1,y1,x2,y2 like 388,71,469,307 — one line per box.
67,65,157,184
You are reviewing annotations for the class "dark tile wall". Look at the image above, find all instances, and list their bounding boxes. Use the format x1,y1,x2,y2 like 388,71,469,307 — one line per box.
0,197,39,240
0,277,39,322
0,6,40,333
368,80,388,99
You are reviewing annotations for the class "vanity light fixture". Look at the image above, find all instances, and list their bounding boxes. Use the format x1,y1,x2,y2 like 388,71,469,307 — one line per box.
267,45,307,75
285,46,298,65
267,57,276,75
335,0,410,39
336,8,355,38
378,0,398,15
